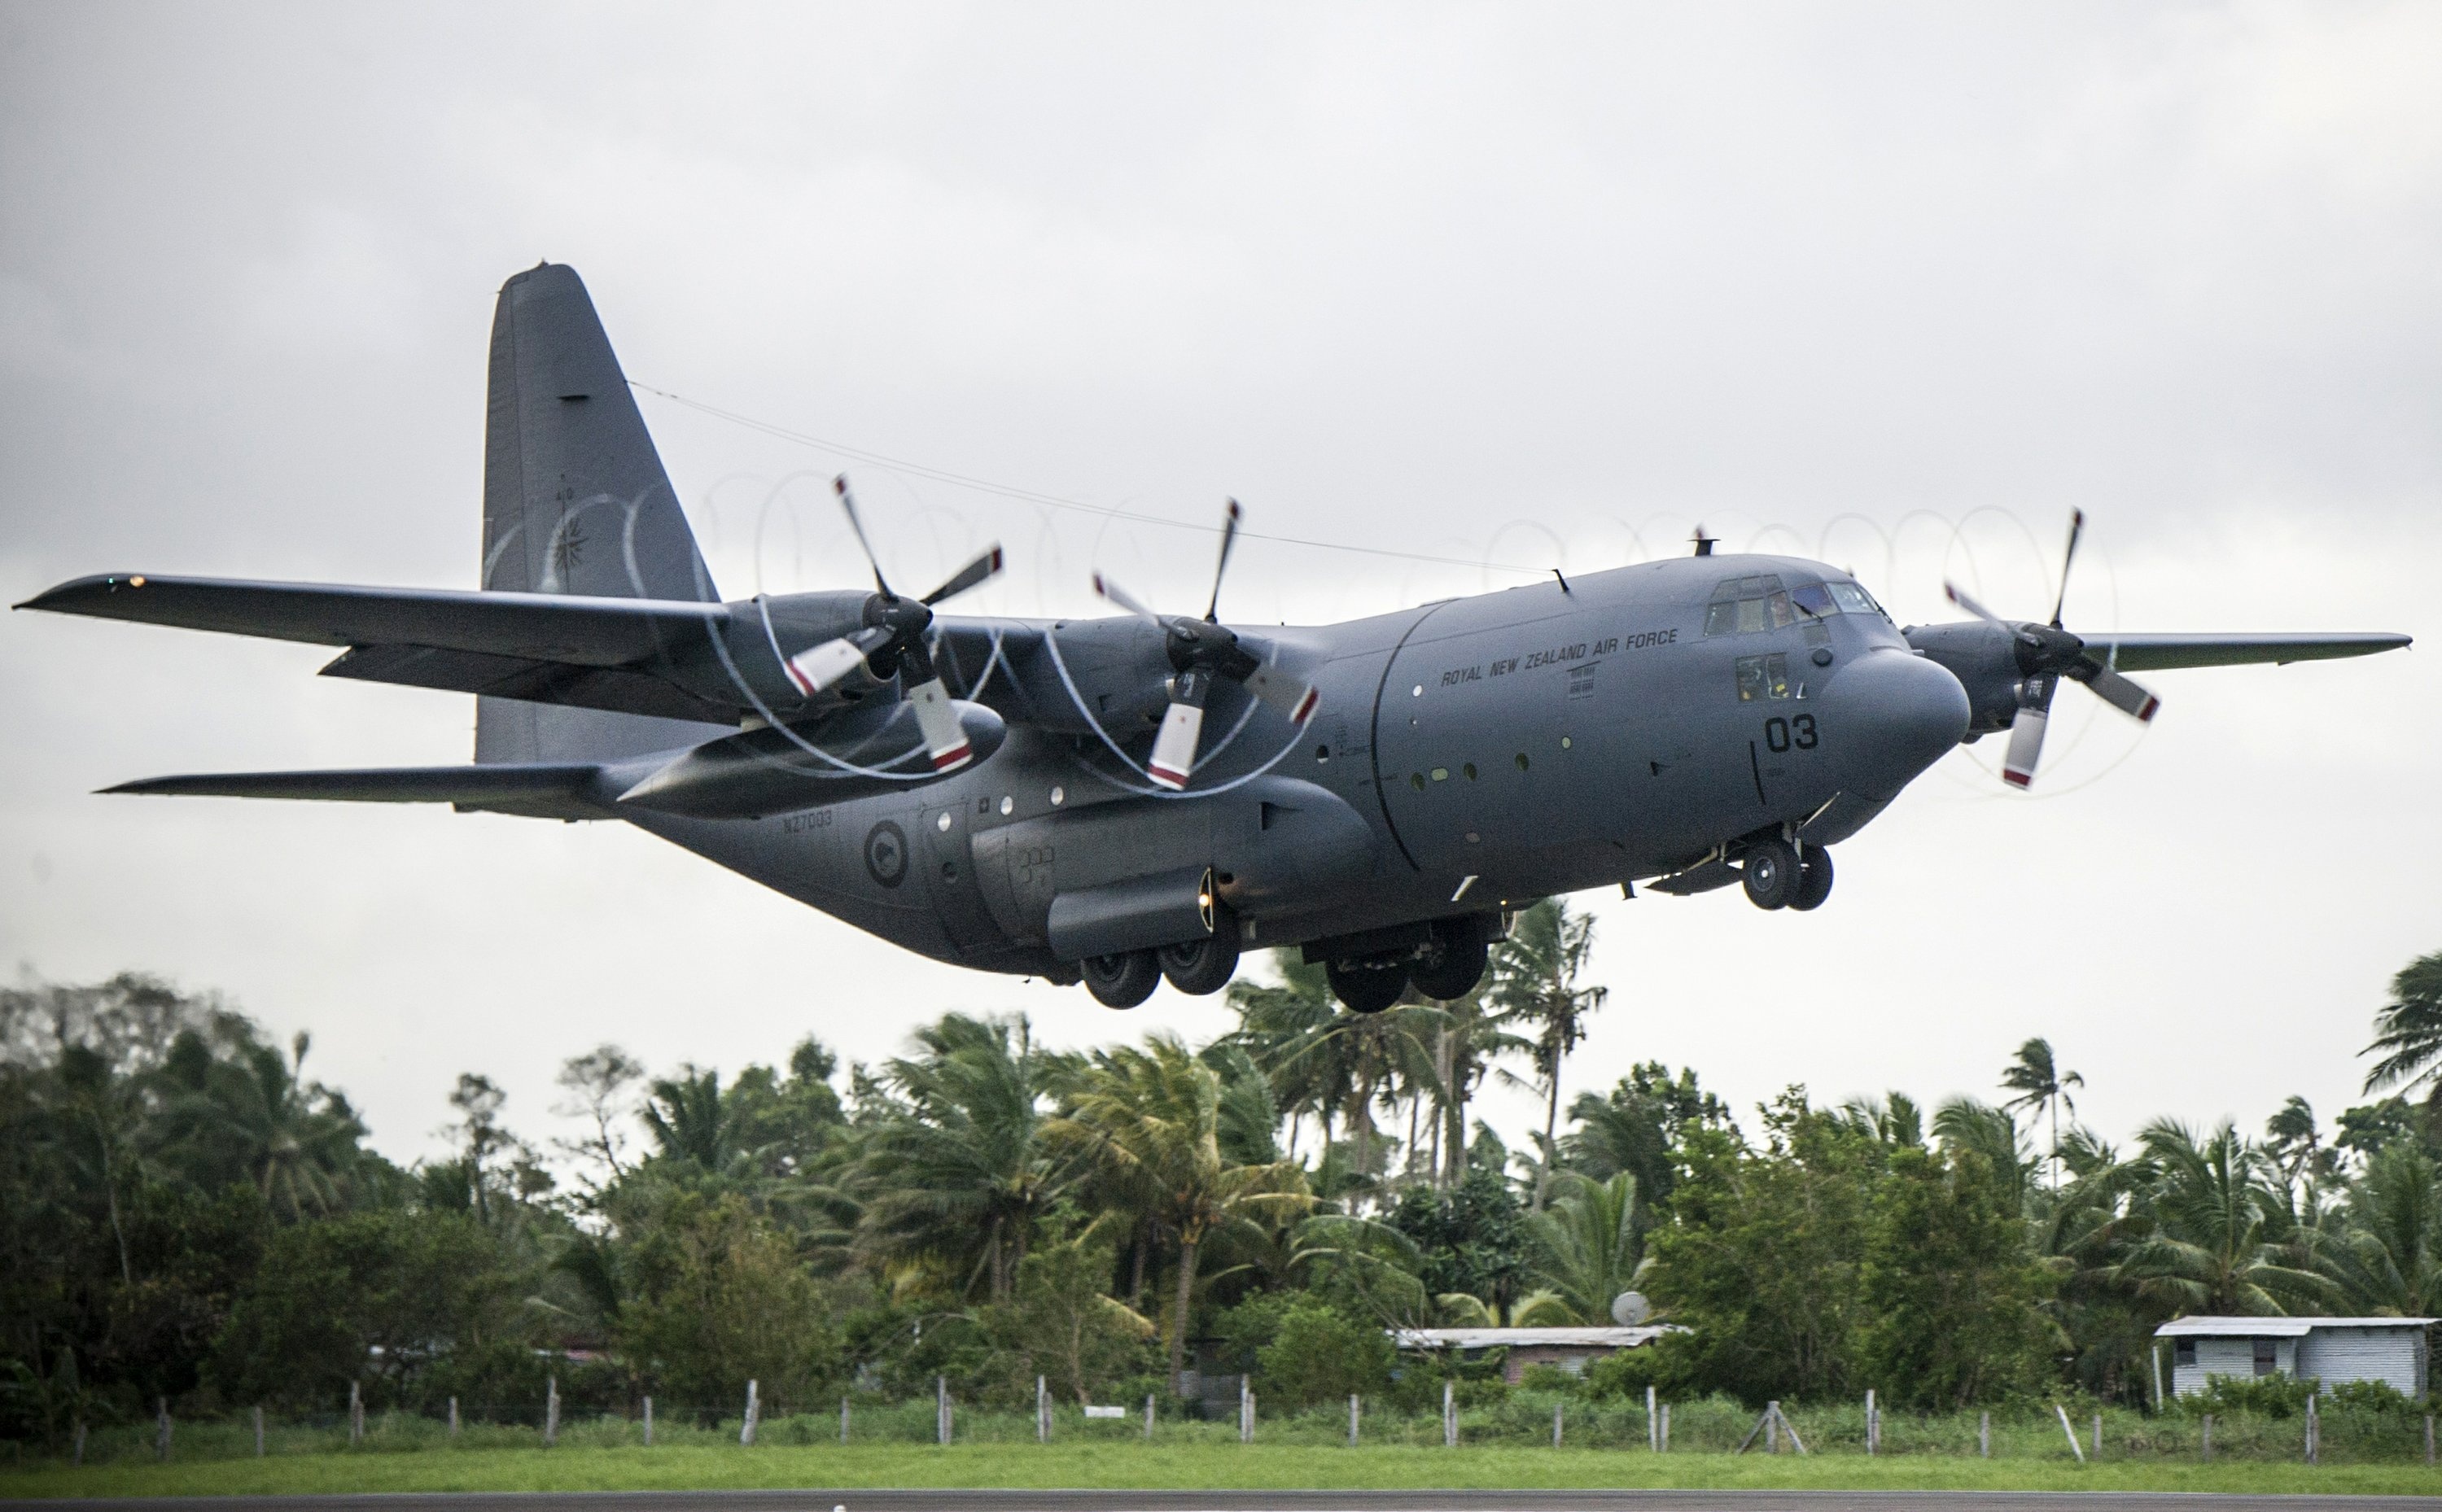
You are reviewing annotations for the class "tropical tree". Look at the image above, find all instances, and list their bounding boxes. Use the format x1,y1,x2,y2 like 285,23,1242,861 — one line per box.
856,1013,1074,1300
158,1029,365,1222
1527,1169,1643,1323
1048,1035,1310,1393
1228,957,1440,1202
2319,1143,2442,1316
1490,899,1608,1208
2115,1119,2330,1314
1999,1037,2083,1191
2360,950,2442,1103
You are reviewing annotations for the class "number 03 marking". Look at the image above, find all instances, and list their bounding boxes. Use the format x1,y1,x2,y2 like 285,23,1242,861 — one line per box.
1764,714,1818,753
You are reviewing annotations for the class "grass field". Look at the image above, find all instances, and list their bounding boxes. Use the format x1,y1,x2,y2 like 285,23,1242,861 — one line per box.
6,1440,2442,1500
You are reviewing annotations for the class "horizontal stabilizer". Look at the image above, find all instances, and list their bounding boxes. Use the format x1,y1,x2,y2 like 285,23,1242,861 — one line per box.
17,575,729,666
103,763,609,820
2077,631,2409,671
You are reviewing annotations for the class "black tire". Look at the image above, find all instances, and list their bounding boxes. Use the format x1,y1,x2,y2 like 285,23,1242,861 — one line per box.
1409,936,1488,1000
1327,959,1409,1014
1742,837,1800,911
1159,928,1241,996
1789,846,1835,911
1082,950,1162,1008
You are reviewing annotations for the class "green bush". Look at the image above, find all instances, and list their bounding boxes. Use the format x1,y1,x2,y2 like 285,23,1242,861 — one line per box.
2327,1379,2415,1414
1252,1301,1391,1409
2177,1372,2319,1418
1579,1345,1659,1400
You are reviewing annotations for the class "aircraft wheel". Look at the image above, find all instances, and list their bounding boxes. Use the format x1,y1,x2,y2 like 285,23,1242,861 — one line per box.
1328,959,1409,1014
1409,936,1488,1001
1741,838,1800,911
1082,950,1162,1008
1788,846,1835,911
1159,929,1241,996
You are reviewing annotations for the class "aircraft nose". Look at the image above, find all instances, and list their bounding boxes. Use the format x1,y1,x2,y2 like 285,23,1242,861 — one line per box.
1814,648,1970,800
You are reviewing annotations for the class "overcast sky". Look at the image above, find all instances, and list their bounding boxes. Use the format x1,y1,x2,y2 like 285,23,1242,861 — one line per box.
3,2,2436,1171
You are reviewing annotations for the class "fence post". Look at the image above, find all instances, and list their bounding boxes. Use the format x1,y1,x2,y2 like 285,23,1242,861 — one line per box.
349,1380,364,1446
1661,1401,1670,1452
1349,1393,1359,1448
155,1397,171,1462
449,1396,460,1440
1037,1375,1049,1444
1241,1377,1254,1444
2054,1403,2084,1463
641,1396,651,1447
545,1375,560,1447
72,1421,86,1468
253,1405,265,1457
2304,1393,2317,1466
937,1375,950,1445
1647,1385,1658,1451
2092,1412,2102,1460
1865,1387,1875,1455
2201,1413,2212,1462
2426,1413,2434,1466
741,1379,759,1447
1553,1401,1564,1449
1765,1401,1779,1453
1979,1410,1989,1458
1442,1379,1455,1447
840,1396,848,1446
1143,1393,1153,1441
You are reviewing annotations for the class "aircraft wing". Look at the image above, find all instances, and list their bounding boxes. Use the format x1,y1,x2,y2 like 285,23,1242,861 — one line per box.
15,575,729,665
102,763,611,819
2079,631,2410,671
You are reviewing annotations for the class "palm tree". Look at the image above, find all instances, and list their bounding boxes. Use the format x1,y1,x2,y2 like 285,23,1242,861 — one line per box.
643,1065,742,1171
1228,955,1441,1204
1932,1097,2034,1215
2319,1143,2442,1316
2116,1119,2332,1314
1048,1035,1311,1393
1490,899,1607,1208
856,1012,1076,1300
209,1033,364,1221
1527,1169,1643,1323
1999,1038,2084,1191
2360,950,2442,1102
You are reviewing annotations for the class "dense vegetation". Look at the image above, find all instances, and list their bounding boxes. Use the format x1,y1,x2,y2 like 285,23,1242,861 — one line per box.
5,917,2439,1453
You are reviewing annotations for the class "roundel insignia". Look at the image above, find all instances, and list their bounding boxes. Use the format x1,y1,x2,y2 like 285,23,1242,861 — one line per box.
863,819,908,889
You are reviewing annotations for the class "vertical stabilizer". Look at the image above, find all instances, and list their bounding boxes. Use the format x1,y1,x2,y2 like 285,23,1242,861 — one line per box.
475,264,723,763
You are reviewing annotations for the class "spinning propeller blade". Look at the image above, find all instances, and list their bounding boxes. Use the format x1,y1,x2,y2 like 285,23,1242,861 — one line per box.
1944,511,2158,790
772,475,1002,772
1093,501,1317,790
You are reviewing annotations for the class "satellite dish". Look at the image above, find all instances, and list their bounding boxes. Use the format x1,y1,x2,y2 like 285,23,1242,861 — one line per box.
1610,1291,1651,1326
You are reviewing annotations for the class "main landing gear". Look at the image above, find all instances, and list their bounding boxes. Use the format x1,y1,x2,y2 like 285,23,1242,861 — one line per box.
1324,920,1493,1014
1083,911,1246,1008
1742,839,1833,911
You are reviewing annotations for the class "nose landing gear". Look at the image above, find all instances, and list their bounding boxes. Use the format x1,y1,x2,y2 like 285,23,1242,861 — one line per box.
1743,839,1835,911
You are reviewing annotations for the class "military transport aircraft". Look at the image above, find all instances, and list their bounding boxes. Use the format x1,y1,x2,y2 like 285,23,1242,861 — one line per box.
18,264,2413,1012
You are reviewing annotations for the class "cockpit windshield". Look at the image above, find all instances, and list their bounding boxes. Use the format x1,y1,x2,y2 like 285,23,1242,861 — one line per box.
1706,574,1888,635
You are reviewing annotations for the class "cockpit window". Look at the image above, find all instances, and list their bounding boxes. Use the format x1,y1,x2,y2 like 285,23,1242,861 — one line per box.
1827,581,1887,618
1705,575,1791,636
1790,583,1835,618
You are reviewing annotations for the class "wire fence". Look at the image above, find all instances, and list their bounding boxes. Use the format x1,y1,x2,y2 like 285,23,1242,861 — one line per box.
15,1390,2440,1470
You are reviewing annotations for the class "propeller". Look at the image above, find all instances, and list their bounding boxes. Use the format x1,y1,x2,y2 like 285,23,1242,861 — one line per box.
780,475,1003,774
1092,500,1319,792
1943,509,2159,790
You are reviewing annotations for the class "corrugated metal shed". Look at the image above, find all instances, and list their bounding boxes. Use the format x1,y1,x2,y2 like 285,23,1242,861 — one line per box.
1391,1326,1676,1349
2152,1316,2435,1399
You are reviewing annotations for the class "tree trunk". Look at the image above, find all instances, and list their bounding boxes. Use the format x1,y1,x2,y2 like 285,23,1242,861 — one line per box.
1168,1235,1200,1395
1534,1051,1562,1211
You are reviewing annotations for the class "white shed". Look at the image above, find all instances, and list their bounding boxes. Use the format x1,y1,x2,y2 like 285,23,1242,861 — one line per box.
2154,1316,2433,1400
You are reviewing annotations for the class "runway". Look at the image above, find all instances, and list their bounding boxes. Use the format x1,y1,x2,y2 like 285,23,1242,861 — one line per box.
15,1492,2439,1512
